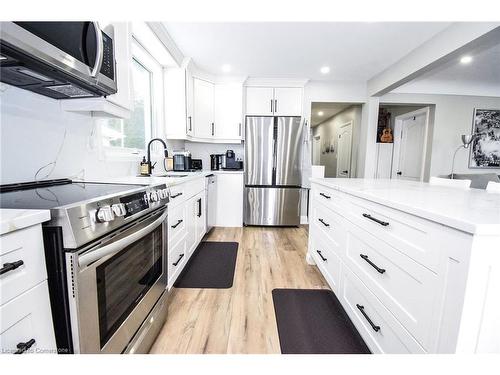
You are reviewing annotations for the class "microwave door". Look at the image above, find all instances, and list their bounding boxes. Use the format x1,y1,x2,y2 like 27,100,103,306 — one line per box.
245,117,275,186
275,117,303,187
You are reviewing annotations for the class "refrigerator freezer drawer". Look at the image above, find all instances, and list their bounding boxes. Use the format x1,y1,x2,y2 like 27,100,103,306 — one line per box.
244,187,301,226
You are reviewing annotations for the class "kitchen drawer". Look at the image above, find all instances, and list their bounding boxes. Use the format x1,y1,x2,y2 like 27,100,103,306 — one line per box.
311,184,351,215
168,203,186,246
0,225,47,305
168,233,187,288
183,177,205,198
168,184,187,208
0,280,56,354
309,225,342,293
345,195,443,272
345,224,439,350
340,266,425,354
310,199,347,249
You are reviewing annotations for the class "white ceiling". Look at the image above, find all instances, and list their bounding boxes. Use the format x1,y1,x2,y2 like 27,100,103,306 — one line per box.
392,38,500,97
163,22,451,81
310,102,353,126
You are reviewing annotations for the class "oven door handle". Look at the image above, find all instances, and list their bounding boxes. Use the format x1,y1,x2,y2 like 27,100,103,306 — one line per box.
78,210,168,268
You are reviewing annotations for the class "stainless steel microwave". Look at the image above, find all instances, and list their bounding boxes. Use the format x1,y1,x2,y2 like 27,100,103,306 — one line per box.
0,22,117,99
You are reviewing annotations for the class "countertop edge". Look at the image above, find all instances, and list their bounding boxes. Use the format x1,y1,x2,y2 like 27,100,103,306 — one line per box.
0,209,51,236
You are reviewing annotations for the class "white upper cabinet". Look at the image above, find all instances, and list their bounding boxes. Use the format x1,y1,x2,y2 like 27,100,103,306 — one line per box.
245,86,303,116
245,87,274,115
274,87,303,116
214,82,243,140
193,78,215,139
61,22,133,118
185,67,195,137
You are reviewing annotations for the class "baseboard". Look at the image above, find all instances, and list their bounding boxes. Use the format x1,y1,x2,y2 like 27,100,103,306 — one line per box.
300,215,308,225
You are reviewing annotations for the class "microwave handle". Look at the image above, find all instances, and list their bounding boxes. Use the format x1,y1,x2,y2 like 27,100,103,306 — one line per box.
78,209,168,268
90,22,104,78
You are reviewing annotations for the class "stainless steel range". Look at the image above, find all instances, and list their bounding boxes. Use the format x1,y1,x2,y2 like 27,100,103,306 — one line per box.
0,179,170,354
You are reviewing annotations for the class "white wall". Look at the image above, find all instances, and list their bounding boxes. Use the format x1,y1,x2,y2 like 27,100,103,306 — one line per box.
184,142,244,171
312,105,362,178
380,92,500,177
0,85,183,184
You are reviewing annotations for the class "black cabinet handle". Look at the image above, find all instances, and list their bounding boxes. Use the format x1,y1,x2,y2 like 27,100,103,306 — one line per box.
356,304,380,332
171,219,183,229
14,339,35,354
316,250,327,262
171,192,183,199
274,99,278,113
270,99,273,113
343,170,349,174
238,123,242,137
318,218,330,227
362,213,389,227
188,116,192,132
360,254,386,274
0,260,24,276
396,171,402,176
319,192,331,199
172,253,185,266
197,198,202,217
211,122,215,136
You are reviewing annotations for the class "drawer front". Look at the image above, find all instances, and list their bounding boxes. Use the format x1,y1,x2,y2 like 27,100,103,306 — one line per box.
311,184,350,214
0,281,56,354
309,224,342,293
345,224,438,350
168,184,187,208
345,196,441,272
168,203,187,245
183,178,205,199
340,266,425,354
0,225,47,305
310,199,347,249
168,234,188,288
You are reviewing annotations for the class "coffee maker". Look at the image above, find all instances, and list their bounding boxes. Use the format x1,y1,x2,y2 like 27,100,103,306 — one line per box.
210,154,223,171
221,150,243,170
173,151,192,171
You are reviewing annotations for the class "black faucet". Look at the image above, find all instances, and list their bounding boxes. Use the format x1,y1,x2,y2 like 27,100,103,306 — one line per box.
146,138,169,175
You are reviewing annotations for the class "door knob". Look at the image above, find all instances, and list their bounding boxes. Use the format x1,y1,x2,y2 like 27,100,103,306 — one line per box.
343,170,349,174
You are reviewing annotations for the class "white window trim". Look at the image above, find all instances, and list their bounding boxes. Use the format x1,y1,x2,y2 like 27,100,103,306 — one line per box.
99,32,166,161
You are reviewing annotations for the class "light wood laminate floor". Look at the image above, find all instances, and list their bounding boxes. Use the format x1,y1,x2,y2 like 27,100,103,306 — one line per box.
150,226,330,354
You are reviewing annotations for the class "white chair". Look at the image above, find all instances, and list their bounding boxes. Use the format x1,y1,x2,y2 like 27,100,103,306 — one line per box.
429,176,471,189
486,181,500,193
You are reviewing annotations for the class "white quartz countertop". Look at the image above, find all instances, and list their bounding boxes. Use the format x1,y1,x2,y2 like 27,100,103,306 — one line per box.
310,178,500,235
0,209,51,235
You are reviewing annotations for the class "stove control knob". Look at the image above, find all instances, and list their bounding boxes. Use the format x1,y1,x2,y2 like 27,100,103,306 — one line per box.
149,191,159,202
158,189,167,199
162,188,170,199
112,203,127,217
96,206,114,223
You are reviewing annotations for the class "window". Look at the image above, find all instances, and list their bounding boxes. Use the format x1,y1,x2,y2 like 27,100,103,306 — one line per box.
100,36,164,157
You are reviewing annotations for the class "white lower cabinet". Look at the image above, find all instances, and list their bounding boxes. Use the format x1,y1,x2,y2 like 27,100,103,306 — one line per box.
308,181,497,353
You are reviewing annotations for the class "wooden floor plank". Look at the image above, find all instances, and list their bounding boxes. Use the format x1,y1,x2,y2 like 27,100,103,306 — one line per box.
149,225,329,354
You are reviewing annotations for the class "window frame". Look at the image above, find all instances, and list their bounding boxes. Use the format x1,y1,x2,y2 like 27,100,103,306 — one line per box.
98,34,165,161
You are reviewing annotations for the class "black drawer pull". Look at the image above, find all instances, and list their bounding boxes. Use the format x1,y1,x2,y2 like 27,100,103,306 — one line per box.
360,254,386,274
0,260,24,276
318,218,330,227
14,339,35,354
171,219,183,229
172,253,185,266
171,192,183,199
197,198,202,217
362,213,389,227
356,304,380,332
316,250,327,262
319,192,331,199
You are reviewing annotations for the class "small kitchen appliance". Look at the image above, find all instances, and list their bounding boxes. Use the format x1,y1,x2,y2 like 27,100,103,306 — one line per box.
221,150,243,170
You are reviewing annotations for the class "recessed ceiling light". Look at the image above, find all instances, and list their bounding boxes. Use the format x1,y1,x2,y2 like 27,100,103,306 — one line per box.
460,55,473,64
320,66,330,74
317,111,324,116
221,64,232,73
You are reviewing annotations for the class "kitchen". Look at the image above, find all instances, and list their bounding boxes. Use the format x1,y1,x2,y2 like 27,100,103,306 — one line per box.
1,4,500,374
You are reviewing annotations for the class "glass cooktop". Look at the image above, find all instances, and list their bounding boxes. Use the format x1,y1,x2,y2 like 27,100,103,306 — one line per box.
0,179,145,210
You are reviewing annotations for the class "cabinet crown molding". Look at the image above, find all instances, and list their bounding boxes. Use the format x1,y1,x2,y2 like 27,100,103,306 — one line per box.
244,78,309,88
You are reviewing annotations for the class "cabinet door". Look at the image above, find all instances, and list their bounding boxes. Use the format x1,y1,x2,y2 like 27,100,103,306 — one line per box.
193,78,215,139
245,87,274,115
194,192,206,243
185,197,197,255
185,68,194,136
274,87,302,116
214,83,243,140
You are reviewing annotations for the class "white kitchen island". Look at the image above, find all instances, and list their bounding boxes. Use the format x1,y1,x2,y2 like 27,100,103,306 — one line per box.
308,178,500,354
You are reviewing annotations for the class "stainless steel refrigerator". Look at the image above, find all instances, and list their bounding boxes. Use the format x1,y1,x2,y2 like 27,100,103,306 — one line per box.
244,116,303,226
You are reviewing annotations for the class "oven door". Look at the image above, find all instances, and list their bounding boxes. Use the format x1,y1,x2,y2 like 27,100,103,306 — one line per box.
69,207,168,353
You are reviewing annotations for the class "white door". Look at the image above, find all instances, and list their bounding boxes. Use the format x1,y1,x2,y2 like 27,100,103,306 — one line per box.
214,82,243,140
313,135,321,165
193,78,215,139
245,87,274,115
336,121,353,178
392,108,429,181
274,87,303,116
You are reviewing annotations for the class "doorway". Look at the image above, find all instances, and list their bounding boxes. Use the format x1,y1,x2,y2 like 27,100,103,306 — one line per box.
312,135,321,165
336,121,353,177
391,107,430,181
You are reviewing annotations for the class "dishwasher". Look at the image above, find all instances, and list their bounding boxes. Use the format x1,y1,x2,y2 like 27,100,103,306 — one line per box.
205,174,217,232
